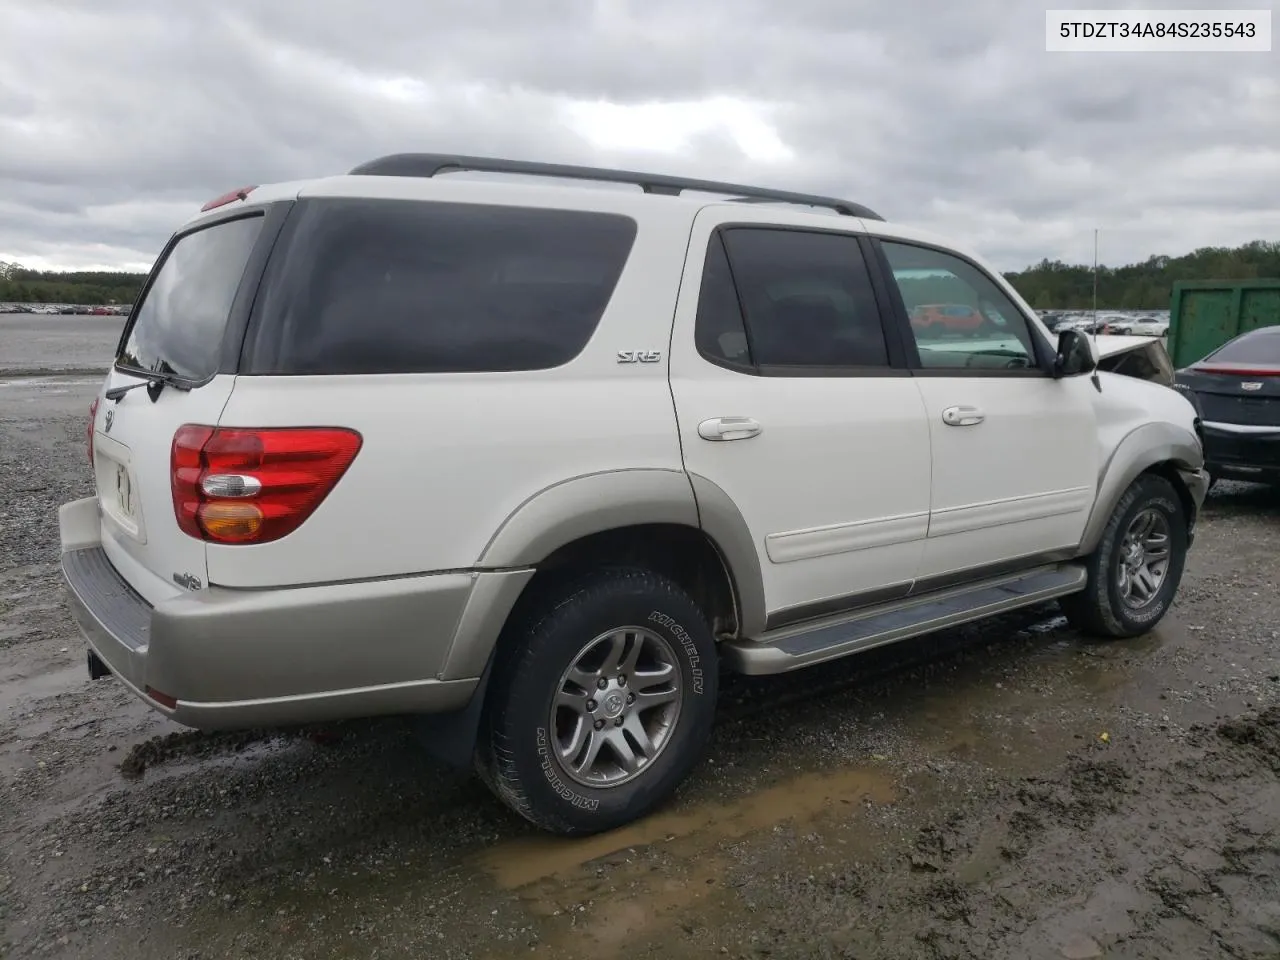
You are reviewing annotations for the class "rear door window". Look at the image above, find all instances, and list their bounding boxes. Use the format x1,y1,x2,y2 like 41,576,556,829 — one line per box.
713,227,891,370
117,214,264,381
242,199,638,375
694,232,755,371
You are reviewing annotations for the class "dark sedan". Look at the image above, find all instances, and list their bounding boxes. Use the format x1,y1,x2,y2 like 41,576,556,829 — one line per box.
1174,326,1280,487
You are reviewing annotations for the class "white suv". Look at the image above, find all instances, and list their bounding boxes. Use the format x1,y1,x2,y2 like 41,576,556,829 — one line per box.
60,154,1208,835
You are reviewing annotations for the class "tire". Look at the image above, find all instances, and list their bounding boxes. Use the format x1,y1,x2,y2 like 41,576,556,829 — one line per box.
476,566,719,835
1059,474,1188,639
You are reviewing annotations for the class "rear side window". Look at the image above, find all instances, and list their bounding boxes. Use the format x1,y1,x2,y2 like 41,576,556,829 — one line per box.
243,199,638,375
694,233,754,371
1209,330,1280,365
117,215,264,381
717,228,890,370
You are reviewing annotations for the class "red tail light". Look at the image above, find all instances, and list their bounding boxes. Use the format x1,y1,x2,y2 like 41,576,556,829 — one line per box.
87,397,99,467
170,425,362,544
1193,366,1280,377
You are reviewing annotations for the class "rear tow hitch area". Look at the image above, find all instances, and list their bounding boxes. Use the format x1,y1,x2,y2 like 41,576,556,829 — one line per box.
87,649,112,681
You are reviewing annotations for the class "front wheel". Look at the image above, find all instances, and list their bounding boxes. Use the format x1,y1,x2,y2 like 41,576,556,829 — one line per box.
1060,474,1189,638
476,566,718,835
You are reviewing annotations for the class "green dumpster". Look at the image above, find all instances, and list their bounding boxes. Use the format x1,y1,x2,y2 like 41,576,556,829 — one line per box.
1167,279,1280,368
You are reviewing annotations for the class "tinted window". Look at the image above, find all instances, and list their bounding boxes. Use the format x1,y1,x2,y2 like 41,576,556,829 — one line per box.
881,241,1039,372
694,233,753,370
117,215,263,381
1209,330,1280,365
719,228,889,368
243,199,637,375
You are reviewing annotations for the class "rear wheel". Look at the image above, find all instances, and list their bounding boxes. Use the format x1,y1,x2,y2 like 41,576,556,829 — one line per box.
476,566,718,835
1060,474,1188,638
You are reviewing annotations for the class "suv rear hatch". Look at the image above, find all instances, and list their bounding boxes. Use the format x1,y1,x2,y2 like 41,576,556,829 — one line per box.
91,205,281,604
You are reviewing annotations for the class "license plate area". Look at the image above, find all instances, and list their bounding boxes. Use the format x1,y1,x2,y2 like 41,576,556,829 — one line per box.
97,450,142,538
115,462,135,520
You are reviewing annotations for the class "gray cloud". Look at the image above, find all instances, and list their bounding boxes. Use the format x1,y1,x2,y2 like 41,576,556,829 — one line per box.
1,0,1276,271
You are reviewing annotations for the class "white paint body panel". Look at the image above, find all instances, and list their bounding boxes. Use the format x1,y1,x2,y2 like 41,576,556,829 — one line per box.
667,206,933,614
1091,369,1201,464
909,376,1099,577
209,371,686,587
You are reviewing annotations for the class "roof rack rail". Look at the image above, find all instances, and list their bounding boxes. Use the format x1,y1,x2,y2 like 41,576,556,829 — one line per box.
348,153,884,221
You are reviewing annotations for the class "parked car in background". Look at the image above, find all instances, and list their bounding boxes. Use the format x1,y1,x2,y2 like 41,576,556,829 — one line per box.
1038,313,1071,333
1126,317,1169,337
910,303,986,334
1174,325,1280,488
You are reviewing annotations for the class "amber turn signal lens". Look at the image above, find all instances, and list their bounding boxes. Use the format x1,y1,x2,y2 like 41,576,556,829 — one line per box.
198,502,265,541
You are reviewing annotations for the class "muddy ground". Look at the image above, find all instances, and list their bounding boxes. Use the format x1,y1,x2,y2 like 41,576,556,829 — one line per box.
1,372,1278,960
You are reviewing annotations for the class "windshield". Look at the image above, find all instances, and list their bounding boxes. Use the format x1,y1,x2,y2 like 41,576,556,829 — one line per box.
116,214,264,381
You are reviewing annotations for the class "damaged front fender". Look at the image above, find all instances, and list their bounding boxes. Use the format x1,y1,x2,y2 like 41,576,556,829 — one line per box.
1094,335,1175,386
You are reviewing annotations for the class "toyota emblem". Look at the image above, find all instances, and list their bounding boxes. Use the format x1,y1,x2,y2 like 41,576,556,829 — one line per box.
103,407,114,432
1241,382,1263,392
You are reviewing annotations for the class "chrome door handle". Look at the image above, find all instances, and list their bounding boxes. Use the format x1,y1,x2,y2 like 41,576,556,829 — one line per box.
698,417,762,441
941,405,985,427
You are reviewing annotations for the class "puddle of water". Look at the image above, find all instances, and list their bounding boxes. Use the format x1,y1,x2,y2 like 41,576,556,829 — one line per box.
470,765,898,958
478,765,896,891
531,853,731,955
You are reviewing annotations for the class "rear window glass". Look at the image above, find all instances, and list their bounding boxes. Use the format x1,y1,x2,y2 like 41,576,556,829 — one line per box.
117,215,263,381
720,227,890,368
1209,330,1280,365
243,199,638,375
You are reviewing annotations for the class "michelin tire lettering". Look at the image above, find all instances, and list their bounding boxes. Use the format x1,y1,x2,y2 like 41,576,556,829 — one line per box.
646,610,705,694
535,726,599,810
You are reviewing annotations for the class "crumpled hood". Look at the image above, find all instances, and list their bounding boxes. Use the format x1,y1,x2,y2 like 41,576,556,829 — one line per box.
1093,334,1165,358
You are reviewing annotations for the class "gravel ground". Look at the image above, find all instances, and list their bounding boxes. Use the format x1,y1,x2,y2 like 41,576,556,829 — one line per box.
1,373,1278,960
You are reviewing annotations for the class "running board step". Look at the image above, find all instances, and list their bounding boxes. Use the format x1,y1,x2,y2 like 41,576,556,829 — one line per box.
722,564,1088,676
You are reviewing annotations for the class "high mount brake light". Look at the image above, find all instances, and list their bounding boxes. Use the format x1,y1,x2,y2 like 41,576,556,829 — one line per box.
170,425,362,544
200,186,258,213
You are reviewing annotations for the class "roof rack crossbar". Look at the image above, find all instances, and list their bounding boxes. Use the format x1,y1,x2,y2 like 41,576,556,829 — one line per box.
347,153,884,221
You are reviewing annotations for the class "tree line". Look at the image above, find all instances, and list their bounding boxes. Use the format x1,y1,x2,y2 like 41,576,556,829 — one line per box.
4,240,1279,309
1004,240,1280,310
0,262,144,307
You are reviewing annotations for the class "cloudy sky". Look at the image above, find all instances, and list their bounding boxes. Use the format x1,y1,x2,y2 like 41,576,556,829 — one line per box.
1,0,1276,273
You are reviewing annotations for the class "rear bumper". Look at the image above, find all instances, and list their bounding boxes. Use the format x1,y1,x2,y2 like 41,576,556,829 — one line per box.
1202,422,1280,484
58,497,531,731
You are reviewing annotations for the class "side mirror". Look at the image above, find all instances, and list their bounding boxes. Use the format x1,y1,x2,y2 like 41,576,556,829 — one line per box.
1054,329,1098,378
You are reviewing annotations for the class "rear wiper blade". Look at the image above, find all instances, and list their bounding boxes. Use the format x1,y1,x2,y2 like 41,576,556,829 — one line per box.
105,372,190,401
105,379,160,401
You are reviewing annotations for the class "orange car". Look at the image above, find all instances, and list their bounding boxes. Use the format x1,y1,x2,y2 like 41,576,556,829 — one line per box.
909,303,985,333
